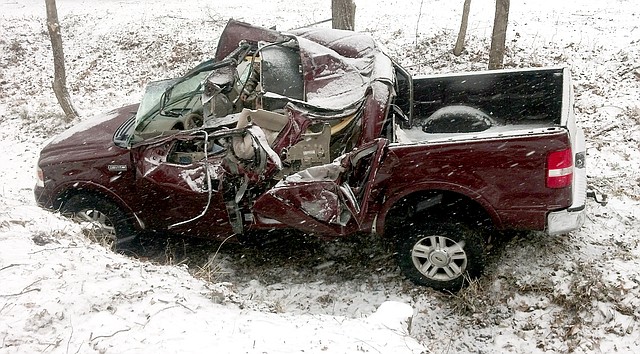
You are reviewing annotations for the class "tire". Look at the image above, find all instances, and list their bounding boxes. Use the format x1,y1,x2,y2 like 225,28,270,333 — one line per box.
396,221,485,291
62,194,139,253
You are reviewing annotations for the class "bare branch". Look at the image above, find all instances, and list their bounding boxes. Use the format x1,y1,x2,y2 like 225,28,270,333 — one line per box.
29,246,82,254
0,280,42,297
415,0,425,45
90,327,131,342
66,318,74,354
0,263,24,272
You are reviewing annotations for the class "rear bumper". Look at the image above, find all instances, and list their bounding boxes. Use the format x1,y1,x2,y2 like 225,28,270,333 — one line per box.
546,125,587,235
546,206,585,235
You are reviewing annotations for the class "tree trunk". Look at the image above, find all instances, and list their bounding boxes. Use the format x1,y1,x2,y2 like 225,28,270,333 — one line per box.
45,0,78,121
488,0,510,70
332,0,356,30
453,0,472,56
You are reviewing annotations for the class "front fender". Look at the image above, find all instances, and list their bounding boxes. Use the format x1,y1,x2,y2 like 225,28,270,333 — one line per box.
52,181,138,225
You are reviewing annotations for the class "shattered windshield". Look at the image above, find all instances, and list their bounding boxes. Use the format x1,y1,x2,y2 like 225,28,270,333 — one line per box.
156,71,210,117
135,78,178,123
130,69,212,141
121,59,218,145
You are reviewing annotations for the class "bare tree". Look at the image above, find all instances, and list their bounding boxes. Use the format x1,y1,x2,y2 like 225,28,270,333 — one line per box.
45,0,78,121
453,0,472,56
488,0,510,69
332,0,356,30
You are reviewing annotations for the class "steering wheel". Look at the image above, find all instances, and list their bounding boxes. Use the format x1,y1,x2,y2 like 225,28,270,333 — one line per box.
183,113,204,130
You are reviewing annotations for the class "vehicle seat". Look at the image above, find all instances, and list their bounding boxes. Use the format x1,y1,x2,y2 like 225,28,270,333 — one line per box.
235,108,288,145
232,108,288,161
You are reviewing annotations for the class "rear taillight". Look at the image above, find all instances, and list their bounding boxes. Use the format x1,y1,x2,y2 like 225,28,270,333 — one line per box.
547,149,573,188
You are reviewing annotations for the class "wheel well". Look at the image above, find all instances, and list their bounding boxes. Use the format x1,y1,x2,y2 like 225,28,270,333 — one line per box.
54,188,124,214
55,187,143,230
384,190,493,236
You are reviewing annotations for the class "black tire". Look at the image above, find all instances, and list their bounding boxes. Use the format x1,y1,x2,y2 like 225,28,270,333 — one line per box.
61,194,139,253
396,221,485,292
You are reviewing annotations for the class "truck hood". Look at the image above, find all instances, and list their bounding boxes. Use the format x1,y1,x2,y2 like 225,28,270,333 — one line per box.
39,104,138,166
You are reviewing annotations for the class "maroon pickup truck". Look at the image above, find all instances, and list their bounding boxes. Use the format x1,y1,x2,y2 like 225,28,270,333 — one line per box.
35,20,588,290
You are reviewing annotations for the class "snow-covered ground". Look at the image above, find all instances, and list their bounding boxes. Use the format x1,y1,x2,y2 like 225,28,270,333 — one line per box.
1,0,639,353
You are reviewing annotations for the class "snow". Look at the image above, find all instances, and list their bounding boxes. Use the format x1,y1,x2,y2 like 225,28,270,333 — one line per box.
179,168,206,193
1,0,640,353
0,216,422,353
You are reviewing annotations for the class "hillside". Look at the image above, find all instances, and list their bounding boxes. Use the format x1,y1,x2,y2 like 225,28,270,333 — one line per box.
1,0,639,353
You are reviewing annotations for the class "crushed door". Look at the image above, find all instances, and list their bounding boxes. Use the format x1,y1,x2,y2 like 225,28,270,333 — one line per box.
253,139,387,237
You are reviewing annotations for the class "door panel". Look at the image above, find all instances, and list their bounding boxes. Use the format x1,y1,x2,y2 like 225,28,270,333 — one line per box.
134,139,232,237
253,139,387,237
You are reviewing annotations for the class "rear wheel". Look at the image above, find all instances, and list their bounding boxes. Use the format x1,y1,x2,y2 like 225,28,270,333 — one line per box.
397,221,485,291
62,194,139,253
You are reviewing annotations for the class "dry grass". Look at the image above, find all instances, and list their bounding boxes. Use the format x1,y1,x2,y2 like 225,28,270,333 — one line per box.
441,254,634,352
79,224,116,250
627,106,640,125
191,235,235,284
192,254,227,283
449,274,491,316
17,108,69,139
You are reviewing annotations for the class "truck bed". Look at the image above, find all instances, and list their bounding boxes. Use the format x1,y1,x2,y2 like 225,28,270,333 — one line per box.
394,67,568,144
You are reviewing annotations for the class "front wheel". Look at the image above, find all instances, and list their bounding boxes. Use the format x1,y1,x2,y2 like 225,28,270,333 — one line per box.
397,222,485,291
62,194,139,253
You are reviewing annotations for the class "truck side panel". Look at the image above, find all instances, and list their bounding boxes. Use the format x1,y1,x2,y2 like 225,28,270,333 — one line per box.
372,130,573,233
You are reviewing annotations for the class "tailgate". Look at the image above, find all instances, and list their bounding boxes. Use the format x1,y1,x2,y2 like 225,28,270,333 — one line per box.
560,67,587,212
547,68,587,235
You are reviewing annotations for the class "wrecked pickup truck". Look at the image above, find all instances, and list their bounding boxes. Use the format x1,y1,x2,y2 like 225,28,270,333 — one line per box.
35,20,588,290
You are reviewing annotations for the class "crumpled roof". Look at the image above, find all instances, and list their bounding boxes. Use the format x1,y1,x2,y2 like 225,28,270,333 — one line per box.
215,20,394,112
